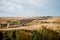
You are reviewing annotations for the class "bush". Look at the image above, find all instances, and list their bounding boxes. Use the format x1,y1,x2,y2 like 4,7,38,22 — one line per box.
34,26,60,40
0,27,60,40
16,30,32,40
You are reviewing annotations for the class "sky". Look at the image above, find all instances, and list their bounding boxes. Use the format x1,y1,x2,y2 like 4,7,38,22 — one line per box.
0,0,60,17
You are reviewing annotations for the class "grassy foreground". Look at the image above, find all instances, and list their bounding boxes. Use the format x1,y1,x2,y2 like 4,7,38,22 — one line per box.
0,26,60,40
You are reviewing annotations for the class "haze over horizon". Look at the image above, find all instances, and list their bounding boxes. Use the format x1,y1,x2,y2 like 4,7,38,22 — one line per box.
0,0,60,17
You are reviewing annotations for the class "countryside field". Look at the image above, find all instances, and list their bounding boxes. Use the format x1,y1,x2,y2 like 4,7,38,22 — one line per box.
0,16,60,40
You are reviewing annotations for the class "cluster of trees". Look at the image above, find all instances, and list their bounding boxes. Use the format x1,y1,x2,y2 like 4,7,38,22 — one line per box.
0,27,60,40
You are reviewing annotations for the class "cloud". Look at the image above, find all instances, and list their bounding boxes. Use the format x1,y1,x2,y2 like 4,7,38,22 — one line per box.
0,0,23,10
24,0,49,8
0,0,60,17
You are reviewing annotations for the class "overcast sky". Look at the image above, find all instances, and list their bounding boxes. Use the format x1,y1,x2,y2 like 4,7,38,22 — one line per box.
0,0,60,17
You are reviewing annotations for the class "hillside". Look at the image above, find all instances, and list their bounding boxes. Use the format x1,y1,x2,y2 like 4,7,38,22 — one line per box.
0,16,60,33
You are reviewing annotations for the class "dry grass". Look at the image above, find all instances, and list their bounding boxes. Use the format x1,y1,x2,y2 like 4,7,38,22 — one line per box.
0,16,60,33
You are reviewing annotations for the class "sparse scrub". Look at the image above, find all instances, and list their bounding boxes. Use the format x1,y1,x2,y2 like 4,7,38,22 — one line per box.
52,22,60,24
57,26,60,28
0,26,60,40
32,26,60,40
40,21,50,23
0,24,7,28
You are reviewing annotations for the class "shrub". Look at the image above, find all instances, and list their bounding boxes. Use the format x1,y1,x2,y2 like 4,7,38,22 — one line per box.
0,27,60,40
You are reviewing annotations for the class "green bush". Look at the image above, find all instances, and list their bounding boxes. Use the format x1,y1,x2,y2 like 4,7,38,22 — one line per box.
32,26,60,40
0,27,60,40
